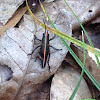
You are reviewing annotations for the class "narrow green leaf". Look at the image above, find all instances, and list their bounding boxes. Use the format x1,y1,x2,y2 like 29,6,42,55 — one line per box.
64,0,100,70
69,31,85,100
63,40,100,91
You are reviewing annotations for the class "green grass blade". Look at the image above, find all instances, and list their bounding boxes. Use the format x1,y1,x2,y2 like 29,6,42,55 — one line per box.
63,40,100,91
69,31,85,100
64,0,100,70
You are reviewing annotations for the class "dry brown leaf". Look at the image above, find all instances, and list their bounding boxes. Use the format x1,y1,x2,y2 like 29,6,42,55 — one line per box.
0,0,24,27
0,6,27,35
72,1,100,31
50,65,92,100
54,0,99,31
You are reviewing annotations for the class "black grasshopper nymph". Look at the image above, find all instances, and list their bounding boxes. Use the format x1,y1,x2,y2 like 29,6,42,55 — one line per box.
29,23,62,71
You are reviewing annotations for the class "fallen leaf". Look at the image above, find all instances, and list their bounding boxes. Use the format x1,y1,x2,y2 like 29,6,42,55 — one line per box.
0,0,24,27
53,0,99,31
0,6,27,35
50,65,92,100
